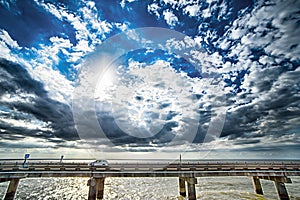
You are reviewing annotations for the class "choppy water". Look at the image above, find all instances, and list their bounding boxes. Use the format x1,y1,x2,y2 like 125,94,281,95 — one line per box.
1,177,300,200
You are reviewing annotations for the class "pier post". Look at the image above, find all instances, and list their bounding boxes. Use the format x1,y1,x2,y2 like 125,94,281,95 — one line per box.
186,177,197,200
274,181,290,200
4,178,20,200
178,177,186,197
96,178,105,199
87,178,97,200
251,176,263,195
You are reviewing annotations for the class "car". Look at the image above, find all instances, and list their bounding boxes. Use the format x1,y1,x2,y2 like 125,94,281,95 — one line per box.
89,160,109,167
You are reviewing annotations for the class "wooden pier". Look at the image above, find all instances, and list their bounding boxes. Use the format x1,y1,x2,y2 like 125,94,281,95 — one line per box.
1,159,300,200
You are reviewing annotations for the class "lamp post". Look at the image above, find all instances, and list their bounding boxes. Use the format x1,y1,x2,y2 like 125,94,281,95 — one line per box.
60,155,64,163
180,154,182,166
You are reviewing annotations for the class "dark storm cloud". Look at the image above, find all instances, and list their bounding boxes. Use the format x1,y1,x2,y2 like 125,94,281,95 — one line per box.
95,112,177,146
0,61,45,96
220,68,300,142
0,125,30,144
0,59,78,140
193,110,212,143
220,105,263,139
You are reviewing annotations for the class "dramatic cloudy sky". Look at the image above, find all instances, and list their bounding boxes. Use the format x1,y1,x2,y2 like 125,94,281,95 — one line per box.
0,0,299,159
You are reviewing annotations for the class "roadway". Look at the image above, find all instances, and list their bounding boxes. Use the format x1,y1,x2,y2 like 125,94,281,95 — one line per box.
1,159,300,179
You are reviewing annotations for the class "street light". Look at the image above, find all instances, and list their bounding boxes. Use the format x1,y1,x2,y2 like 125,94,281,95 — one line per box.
60,155,64,163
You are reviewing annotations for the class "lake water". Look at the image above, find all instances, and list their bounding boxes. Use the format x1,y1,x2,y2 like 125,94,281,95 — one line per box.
1,176,300,199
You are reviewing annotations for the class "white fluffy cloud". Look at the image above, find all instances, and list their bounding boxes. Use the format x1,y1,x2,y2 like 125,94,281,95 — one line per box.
95,60,200,137
0,29,19,49
35,0,111,54
147,3,161,18
163,10,179,27
0,29,20,62
151,0,229,21
217,0,300,63
183,5,200,17
92,55,227,149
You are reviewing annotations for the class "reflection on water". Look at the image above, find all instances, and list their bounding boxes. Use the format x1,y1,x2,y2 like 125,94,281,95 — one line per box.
0,177,299,200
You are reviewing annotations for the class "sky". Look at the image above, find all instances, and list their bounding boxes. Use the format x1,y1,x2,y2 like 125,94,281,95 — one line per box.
0,0,299,160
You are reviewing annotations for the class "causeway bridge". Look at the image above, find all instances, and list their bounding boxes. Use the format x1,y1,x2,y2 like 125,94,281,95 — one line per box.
1,159,300,200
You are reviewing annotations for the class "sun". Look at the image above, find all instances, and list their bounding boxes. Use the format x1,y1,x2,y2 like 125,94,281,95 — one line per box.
94,67,117,101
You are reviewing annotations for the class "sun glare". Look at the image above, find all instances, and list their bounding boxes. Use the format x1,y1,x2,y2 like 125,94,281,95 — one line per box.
94,67,117,101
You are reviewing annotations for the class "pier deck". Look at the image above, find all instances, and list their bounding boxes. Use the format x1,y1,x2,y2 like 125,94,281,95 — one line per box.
1,159,299,200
